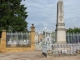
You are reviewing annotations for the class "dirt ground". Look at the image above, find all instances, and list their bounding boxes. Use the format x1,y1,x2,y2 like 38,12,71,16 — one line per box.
0,51,80,60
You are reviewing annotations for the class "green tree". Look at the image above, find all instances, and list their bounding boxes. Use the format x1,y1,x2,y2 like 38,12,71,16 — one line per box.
67,27,80,33
67,28,73,33
0,0,28,32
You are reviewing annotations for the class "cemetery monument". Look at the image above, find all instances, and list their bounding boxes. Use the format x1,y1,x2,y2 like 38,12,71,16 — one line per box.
55,0,66,44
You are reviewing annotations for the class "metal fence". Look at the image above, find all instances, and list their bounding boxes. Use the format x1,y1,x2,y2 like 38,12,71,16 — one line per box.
6,32,31,47
66,33,80,43
42,33,80,55
51,33,80,55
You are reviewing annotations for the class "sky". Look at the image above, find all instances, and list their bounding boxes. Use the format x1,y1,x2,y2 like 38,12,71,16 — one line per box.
21,0,80,32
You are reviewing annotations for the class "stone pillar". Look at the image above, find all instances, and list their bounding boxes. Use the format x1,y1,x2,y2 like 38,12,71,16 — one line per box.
0,32,1,52
0,30,6,52
55,0,66,44
30,24,35,51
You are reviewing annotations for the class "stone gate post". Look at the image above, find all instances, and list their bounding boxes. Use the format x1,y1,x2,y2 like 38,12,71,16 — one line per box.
0,32,1,52
0,30,6,52
30,24,35,51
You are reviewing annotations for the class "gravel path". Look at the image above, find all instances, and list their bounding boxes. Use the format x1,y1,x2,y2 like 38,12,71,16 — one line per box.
0,51,80,60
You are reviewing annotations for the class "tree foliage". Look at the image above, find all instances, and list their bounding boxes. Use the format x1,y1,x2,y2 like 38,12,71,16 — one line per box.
0,0,28,32
67,27,80,33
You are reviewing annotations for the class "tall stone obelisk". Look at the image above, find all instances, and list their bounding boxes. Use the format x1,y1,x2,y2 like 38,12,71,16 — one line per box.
55,0,66,44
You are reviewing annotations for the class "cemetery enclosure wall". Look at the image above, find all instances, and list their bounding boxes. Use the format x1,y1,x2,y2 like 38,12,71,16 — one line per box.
6,47,31,52
0,27,35,53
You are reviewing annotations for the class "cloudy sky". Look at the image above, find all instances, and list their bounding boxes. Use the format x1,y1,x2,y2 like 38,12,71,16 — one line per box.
21,0,80,32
